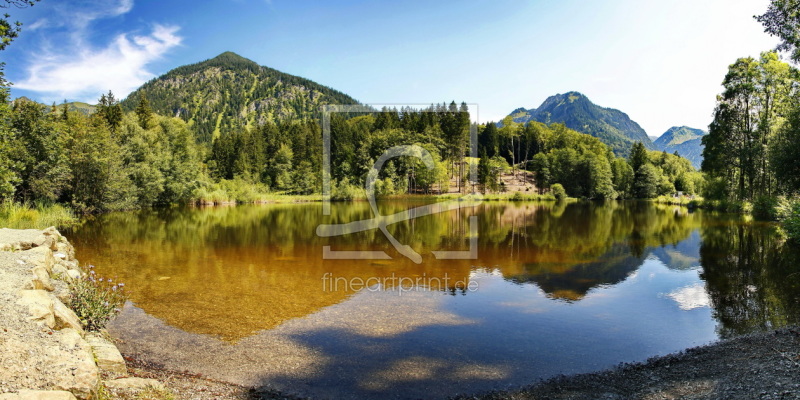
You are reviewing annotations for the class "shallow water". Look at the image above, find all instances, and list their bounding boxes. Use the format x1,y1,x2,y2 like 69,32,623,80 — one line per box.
66,201,800,399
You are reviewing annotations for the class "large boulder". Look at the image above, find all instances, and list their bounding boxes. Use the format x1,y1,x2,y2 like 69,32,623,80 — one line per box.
17,290,55,329
24,247,55,274
50,329,100,399
52,299,83,335
31,266,54,292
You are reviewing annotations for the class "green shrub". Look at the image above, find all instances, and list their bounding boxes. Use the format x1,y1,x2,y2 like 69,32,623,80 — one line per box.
753,195,780,220
331,178,365,201
740,201,753,214
66,266,127,331
550,183,567,201
783,201,800,241
775,196,795,220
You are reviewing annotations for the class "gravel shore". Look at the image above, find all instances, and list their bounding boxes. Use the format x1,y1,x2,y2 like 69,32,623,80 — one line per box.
464,327,800,400
122,326,800,399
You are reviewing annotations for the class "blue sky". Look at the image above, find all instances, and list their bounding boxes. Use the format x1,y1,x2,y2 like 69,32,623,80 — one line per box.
2,0,779,137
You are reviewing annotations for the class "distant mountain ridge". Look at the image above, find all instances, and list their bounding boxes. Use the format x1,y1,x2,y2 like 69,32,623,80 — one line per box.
121,51,359,142
12,97,97,115
653,126,707,169
506,91,654,155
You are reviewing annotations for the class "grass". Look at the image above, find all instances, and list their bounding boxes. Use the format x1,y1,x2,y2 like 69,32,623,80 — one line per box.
135,386,176,400
0,200,77,229
471,192,560,202
654,195,704,208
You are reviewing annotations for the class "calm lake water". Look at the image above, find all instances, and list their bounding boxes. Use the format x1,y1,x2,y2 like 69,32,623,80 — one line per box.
66,201,800,399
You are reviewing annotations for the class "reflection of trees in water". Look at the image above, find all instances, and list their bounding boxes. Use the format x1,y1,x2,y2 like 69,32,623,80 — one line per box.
700,222,800,338
67,200,800,340
487,201,703,300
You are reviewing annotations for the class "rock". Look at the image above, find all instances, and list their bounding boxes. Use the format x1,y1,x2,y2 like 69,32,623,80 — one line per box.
52,329,100,399
65,270,81,281
105,377,164,392
32,234,55,251
52,264,69,278
3,390,78,400
0,228,44,251
56,260,78,272
42,227,61,251
31,266,54,291
86,333,127,378
55,243,75,262
24,247,55,274
53,298,83,334
17,290,55,329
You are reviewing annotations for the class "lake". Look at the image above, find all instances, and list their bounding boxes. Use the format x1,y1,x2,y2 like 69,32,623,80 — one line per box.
65,200,800,399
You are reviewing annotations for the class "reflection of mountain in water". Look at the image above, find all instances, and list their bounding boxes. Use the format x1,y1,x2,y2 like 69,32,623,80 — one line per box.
504,244,646,301
491,202,704,301
650,230,702,270
68,200,711,340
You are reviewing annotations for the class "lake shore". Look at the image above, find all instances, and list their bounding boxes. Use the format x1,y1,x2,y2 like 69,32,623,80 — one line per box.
116,326,800,399
466,327,800,400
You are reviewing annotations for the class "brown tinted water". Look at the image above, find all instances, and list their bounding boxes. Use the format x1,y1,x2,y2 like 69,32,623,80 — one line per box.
66,201,800,399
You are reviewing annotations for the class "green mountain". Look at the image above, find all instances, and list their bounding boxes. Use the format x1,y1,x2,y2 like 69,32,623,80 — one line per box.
12,97,97,115
653,126,707,169
507,91,654,155
121,52,359,142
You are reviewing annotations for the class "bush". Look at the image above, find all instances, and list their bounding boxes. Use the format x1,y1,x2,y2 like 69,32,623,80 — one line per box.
331,178,365,201
753,195,780,220
774,196,795,220
550,183,567,201
66,266,127,331
783,201,800,241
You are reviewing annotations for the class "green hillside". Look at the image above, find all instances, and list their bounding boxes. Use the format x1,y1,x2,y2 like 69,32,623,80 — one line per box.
13,97,97,115
507,92,654,156
121,52,359,142
654,126,707,169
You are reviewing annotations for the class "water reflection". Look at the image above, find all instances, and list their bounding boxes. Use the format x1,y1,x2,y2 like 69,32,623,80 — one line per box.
699,222,800,338
66,201,800,344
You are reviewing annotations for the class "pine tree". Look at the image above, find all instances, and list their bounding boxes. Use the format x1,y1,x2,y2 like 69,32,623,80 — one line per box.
135,93,153,130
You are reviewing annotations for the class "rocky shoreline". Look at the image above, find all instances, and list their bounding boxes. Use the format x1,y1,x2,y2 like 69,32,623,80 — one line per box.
0,228,166,400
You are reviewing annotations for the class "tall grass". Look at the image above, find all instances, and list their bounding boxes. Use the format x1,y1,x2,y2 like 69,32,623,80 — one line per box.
192,179,324,205
654,195,705,209
0,200,77,229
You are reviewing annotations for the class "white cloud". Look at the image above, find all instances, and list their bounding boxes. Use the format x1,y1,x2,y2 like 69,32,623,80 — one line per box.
666,284,711,311
59,0,134,31
13,0,182,103
16,24,182,103
26,18,48,31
